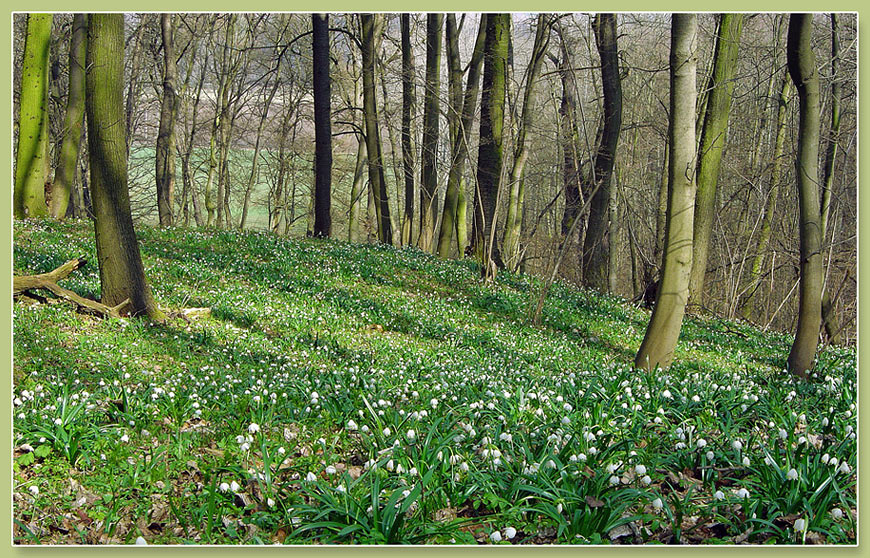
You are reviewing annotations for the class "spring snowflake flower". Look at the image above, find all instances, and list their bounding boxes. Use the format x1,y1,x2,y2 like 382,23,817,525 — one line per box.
28,486,39,496
504,526,517,539
325,465,337,475
219,482,230,492
641,475,652,485
714,490,725,501
838,461,851,474
609,475,620,486
696,438,707,449
490,531,502,542
406,429,416,441
794,518,807,532
383,427,391,437
267,498,275,507
786,468,798,481
135,536,147,545
248,423,260,434
732,440,743,451
652,498,663,510
120,434,129,443
735,487,750,499
742,456,751,467
635,464,647,475
306,472,317,482
662,390,672,399
346,420,358,431
831,508,844,520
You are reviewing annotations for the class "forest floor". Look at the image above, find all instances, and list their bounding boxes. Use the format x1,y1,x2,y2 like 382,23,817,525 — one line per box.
12,219,857,545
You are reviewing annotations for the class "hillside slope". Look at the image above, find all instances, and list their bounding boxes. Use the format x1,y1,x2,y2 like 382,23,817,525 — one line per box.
12,220,857,544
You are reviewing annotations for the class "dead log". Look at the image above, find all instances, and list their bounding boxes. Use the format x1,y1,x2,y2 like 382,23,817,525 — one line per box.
13,257,130,319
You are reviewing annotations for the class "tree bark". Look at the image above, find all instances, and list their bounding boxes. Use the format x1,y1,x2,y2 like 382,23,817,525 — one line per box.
581,13,624,291
156,13,178,227
419,14,443,253
86,14,163,321
400,14,416,248
785,13,823,376
14,13,52,219
472,13,510,277
686,13,744,308
361,14,393,245
312,13,332,237
50,14,87,220
437,14,487,259
741,73,791,321
503,14,550,271
635,13,697,372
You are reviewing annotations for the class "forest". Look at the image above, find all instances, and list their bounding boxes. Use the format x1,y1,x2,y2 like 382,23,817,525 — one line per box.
12,12,857,545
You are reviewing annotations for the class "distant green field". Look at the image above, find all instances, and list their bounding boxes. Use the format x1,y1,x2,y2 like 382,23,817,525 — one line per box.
128,144,405,237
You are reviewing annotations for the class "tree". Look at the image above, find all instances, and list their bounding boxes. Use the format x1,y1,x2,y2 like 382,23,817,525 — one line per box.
741,72,791,321
400,13,416,247
312,13,332,237
502,14,551,271
14,13,52,219
472,13,510,277
686,13,744,307
86,13,163,321
581,13,624,291
437,14,487,259
635,14,697,372
419,14,443,252
361,14,393,245
50,13,87,219
785,14,823,377
156,13,178,227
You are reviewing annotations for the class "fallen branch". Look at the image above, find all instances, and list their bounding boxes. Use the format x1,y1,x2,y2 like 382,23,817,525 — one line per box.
13,257,130,319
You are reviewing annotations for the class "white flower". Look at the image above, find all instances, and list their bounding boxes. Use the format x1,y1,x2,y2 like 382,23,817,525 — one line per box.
742,456,751,467
240,442,250,451
609,475,620,486
778,428,788,440
383,427,391,437
641,475,652,485
267,498,275,507
831,508,844,520
306,472,317,482
561,416,571,425
735,487,750,499
794,518,807,532
692,395,700,402
406,429,416,441
662,390,672,399
336,484,346,493
706,451,714,460
634,464,646,475
230,481,241,492
713,490,725,501
786,468,798,481
325,465,337,475
219,482,230,492
732,440,743,451
346,420,358,431
838,461,851,474
696,438,707,448
248,423,260,434
504,526,517,539
28,485,39,496
135,536,147,545
821,453,830,464
490,531,502,542
652,498,663,510
54,418,63,426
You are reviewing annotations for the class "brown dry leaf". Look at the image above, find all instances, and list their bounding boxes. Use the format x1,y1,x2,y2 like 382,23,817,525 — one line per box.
585,495,605,508
435,507,458,522
203,447,225,458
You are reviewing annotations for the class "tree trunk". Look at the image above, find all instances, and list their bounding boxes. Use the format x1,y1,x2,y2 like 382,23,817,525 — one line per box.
557,42,582,241
820,13,842,343
156,13,178,227
400,13,416,248
635,13,697,372
437,14,486,259
14,13,52,219
472,13,510,277
418,14,443,252
686,14,744,308
785,13,823,376
50,14,86,220
741,73,791,321
86,14,163,321
312,13,332,237
361,14,392,245
581,13,624,292
503,14,550,271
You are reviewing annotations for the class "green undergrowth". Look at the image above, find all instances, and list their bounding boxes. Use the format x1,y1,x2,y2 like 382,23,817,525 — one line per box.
12,218,856,545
